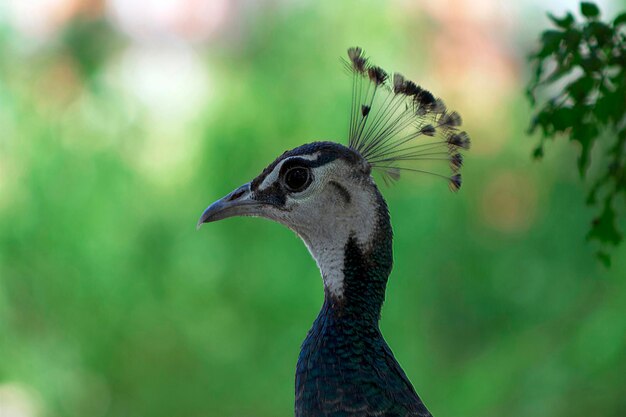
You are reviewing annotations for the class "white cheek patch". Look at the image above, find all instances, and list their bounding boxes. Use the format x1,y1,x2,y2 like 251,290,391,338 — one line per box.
257,153,320,191
294,162,379,299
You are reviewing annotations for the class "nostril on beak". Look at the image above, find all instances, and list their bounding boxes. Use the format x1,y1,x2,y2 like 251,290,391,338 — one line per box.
227,188,246,201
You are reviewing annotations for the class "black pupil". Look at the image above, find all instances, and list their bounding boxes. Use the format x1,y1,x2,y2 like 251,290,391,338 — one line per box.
285,167,309,191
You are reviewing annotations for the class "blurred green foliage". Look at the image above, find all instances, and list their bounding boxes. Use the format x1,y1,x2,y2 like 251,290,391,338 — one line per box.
527,2,626,265
1,2,626,417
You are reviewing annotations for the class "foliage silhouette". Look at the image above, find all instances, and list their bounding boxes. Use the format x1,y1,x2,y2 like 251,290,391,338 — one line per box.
527,2,626,266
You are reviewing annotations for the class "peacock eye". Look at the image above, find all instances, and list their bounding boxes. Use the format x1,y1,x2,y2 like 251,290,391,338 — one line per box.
283,166,311,192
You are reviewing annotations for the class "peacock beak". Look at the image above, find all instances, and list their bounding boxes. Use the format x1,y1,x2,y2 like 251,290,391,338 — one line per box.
197,182,266,228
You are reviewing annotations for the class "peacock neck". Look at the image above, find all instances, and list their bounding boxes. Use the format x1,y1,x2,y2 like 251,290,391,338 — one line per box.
313,188,394,331
295,191,397,416
326,241,391,326
329,187,393,318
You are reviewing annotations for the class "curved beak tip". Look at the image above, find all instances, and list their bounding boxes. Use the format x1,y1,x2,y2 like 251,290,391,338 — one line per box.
196,182,255,230
196,204,218,230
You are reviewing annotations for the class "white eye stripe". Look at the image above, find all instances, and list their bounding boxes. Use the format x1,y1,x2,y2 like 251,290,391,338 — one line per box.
257,153,320,191
257,160,286,191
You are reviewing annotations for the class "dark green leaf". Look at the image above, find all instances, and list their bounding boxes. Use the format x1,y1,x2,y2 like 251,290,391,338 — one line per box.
613,12,626,26
586,21,613,46
536,30,563,58
572,121,598,176
580,55,603,72
587,199,622,245
549,12,575,29
581,2,600,18
595,91,623,123
609,51,626,67
563,28,582,51
566,76,595,100
551,106,577,132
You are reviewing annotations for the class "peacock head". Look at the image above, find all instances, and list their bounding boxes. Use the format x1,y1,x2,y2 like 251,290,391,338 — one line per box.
198,142,379,250
198,47,470,298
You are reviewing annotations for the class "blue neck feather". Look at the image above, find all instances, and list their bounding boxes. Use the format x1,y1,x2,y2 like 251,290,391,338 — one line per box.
294,192,432,416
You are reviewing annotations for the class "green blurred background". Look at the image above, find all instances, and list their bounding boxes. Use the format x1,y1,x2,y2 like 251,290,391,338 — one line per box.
1,1,625,416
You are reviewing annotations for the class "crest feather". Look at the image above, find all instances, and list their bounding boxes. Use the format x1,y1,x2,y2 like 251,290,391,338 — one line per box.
344,47,470,191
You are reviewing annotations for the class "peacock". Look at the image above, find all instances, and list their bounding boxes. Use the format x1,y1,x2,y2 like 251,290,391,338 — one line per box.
198,47,470,417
